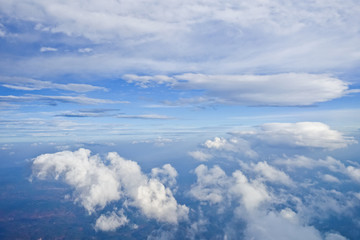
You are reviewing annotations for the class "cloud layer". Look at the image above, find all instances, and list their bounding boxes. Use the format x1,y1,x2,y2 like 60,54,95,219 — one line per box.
233,122,356,150
29,119,360,238
1,0,360,76
124,73,351,106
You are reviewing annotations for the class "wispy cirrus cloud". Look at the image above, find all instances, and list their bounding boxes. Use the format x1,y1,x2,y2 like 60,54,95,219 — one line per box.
56,108,120,118
40,47,58,52
116,114,174,120
0,76,107,92
0,0,359,78
0,94,127,105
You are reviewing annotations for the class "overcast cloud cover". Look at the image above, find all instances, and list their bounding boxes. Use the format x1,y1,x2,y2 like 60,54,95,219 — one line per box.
0,0,360,239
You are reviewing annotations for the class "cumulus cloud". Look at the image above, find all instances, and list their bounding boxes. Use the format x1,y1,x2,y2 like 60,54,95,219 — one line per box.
252,161,293,186
0,76,107,92
190,164,270,211
189,165,229,205
188,163,334,240
235,122,356,150
124,73,352,106
230,170,270,211
244,210,322,240
325,233,348,240
275,155,360,184
95,209,129,231
32,148,121,213
275,155,347,172
32,148,188,226
188,151,213,162
346,166,360,183
188,160,358,240
151,164,178,189
321,174,340,183
203,137,258,159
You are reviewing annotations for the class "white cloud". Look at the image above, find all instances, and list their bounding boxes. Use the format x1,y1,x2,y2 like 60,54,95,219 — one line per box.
32,149,189,226
116,114,174,120
0,76,107,92
132,137,176,147
253,161,293,186
107,152,189,224
32,148,121,213
1,1,359,78
78,48,93,53
230,170,270,211
190,164,270,211
244,210,322,240
275,156,347,172
188,151,213,162
203,137,258,159
322,174,340,183
346,166,360,183
188,161,357,240
40,47,58,52
0,94,126,105
189,164,229,205
275,155,360,184
274,155,319,169
95,209,129,231
0,23,6,37
123,73,352,106
237,122,356,150
151,164,178,189
325,233,348,240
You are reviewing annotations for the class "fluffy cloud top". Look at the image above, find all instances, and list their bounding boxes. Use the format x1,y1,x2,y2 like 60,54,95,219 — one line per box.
189,165,229,205
32,148,188,227
32,148,121,213
203,137,258,158
253,161,293,186
190,164,270,211
275,155,360,184
95,210,129,232
188,151,213,162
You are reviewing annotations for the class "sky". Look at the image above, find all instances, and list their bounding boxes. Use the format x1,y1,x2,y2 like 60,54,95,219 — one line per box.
0,0,360,239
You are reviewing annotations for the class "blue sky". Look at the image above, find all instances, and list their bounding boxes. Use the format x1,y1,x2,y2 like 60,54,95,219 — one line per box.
1,1,360,239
